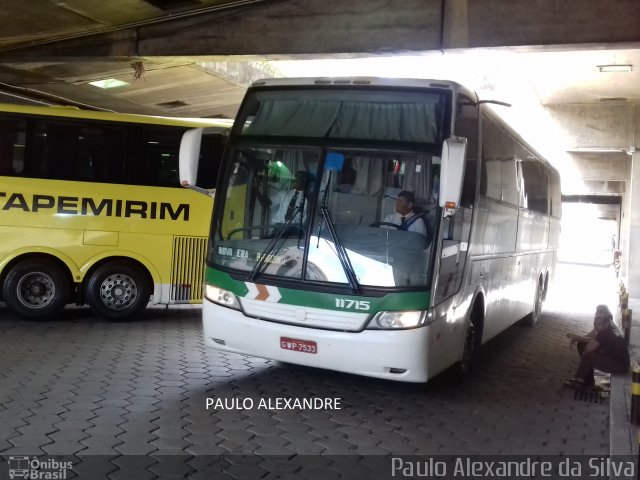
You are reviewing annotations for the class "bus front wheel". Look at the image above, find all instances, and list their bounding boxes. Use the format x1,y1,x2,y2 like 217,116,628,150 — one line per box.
2,258,70,320
86,261,150,321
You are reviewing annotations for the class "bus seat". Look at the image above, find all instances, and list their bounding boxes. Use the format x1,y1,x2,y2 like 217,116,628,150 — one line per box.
329,191,375,226
414,201,437,238
334,210,363,225
381,196,397,220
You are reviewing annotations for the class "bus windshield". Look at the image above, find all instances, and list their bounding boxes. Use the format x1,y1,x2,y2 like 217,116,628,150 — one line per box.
210,144,439,289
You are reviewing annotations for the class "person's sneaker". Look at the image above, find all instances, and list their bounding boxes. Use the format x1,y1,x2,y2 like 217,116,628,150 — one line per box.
564,378,585,389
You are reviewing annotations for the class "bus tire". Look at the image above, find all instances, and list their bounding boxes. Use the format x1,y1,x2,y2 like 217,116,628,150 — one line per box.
457,312,478,377
86,261,150,321
524,279,544,327
2,258,70,320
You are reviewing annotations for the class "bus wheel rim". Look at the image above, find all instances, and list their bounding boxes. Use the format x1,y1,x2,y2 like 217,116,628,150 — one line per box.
16,272,56,309
99,274,138,310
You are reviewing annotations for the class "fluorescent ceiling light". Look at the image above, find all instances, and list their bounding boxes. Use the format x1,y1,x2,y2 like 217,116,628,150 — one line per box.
597,64,632,73
567,147,631,154
89,78,129,89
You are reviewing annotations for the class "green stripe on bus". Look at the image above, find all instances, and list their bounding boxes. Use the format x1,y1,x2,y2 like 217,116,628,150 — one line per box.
206,267,430,312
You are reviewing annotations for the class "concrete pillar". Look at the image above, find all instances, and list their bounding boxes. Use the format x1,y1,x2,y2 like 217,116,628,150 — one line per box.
629,151,640,296
442,0,469,48
627,105,640,294
620,161,632,279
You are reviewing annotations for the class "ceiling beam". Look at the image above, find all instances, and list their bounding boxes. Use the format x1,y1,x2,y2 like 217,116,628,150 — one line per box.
4,0,640,60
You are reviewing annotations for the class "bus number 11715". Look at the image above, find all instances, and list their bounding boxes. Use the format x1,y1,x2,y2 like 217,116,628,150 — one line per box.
335,299,370,311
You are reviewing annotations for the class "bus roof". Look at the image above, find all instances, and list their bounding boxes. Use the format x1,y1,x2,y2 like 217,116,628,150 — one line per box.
249,77,480,105
0,102,233,128
251,76,468,91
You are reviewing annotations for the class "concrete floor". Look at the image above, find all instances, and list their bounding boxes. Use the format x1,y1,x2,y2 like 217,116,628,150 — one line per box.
0,261,618,479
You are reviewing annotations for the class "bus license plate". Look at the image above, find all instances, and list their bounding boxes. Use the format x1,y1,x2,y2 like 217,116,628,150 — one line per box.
280,337,317,354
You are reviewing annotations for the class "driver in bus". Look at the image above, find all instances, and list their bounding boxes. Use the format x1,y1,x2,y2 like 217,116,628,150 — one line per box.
382,190,427,236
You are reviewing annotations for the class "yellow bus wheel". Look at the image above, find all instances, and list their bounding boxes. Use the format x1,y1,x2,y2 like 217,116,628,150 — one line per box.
85,261,150,321
2,258,70,320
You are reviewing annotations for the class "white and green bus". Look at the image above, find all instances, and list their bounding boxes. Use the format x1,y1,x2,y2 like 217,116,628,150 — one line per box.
180,77,561,382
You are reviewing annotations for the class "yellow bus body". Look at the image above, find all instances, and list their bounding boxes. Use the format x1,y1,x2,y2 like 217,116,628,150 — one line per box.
0,103,230,320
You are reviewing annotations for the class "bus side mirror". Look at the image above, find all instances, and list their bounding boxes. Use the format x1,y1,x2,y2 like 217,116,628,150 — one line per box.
179,128,203,191
439,136,467,216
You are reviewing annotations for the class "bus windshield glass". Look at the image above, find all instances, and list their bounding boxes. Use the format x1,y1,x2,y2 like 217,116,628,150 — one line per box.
210,144,440,289
210,86,451,290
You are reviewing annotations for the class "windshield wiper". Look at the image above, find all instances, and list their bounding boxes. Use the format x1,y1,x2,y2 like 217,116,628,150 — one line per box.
247,204,304,282
319,206,360,293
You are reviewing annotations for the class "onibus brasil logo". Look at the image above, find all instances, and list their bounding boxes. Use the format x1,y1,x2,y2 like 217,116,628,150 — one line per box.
8,456,73,479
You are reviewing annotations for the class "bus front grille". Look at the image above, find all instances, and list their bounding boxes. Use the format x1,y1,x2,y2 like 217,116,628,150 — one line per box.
171,236,208,302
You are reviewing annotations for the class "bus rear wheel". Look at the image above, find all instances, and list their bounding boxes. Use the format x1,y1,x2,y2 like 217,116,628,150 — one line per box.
454,312,479,379
2,258,70,320
86,261,150,321
524,279,544,327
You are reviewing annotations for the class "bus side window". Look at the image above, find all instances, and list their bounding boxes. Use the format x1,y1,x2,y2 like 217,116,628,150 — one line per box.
519,153,548,214
480,114,518,205
35,122,77,180
455,95,479,206
549,170,562,217
25,119,126,183
0,117,26,175
76,125,126,183
130,126,182,187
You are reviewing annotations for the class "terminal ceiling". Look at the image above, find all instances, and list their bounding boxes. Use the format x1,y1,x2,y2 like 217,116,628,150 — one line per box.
0,0,639,119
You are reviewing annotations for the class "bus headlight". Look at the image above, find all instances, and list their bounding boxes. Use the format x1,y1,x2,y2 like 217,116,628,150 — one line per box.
205,285,241,310
368,310,434,329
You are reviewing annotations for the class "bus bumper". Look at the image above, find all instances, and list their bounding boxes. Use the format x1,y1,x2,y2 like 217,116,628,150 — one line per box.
202,300,432,383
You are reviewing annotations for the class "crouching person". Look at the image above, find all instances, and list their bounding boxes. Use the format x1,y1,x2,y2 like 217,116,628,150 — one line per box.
565,304,630,389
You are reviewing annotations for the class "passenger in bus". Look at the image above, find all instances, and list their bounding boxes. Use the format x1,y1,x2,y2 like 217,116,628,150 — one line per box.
564,304,630,390
270,170,310,224
382,190,427,236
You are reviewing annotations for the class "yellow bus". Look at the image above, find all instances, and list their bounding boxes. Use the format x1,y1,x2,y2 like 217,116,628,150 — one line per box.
0,103,231,321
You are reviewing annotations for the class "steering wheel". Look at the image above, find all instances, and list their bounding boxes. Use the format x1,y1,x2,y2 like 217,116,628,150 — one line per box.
369,221,402,229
